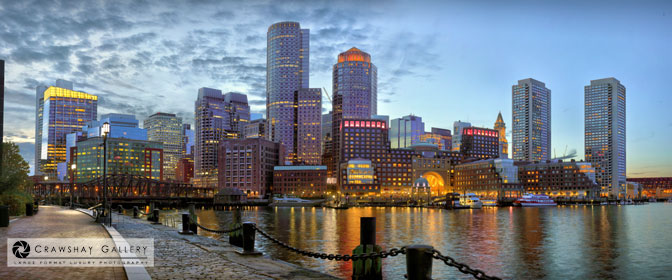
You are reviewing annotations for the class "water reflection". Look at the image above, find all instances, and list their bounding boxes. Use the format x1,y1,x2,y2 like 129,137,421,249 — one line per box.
187,204,672,279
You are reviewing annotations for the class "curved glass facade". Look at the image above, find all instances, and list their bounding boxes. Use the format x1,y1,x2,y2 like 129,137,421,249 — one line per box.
332,47,377,119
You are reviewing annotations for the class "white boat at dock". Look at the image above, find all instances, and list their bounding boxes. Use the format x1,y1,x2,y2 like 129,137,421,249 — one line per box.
514,194,557,207
269,196,325,207
455,193,483,209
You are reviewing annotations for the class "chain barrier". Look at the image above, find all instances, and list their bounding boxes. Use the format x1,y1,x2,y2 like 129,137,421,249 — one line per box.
187,216,242,234
253,224,406,261
431,249,501,280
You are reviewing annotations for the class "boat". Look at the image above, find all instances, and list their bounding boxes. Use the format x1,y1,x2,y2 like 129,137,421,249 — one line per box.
481,200,498,207
269,195,325,207
456,193,483,209
514,194,557,207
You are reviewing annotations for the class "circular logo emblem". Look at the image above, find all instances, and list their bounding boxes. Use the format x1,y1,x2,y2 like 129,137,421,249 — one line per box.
12,240,30,258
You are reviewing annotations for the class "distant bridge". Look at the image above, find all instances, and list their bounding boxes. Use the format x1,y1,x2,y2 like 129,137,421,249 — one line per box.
32,174,215,204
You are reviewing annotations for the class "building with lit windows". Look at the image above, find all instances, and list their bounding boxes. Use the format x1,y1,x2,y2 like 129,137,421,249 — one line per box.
512,78,551,162
517,160,599,199
176,155,194,183
340,159,378,193
144,112,183,180
494,112,508,158
333,47,377,118
243,118,266,139
194,88,250,188
218,138,284,197
454,158,524,203
390,115,425,149
459,127,499,159
585,78,626,198
267,21,322,164
272,166,327,197
420,127,452,151
410,143,462,196
35,80,97,178
451,121,471,152
379,148,415,195
627,178,672,199
69,137,163,183
295,88,322,164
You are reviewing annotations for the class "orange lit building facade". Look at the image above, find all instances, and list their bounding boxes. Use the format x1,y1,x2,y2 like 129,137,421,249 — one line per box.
627,177,672,199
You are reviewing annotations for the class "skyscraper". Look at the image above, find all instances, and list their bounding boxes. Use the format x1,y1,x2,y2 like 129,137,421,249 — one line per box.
144,113,183,180
35,80,97,178
512,78,551,161
451,121,471,152
389,115,425,149
585,78,626,198
494,112,508,158
194,88,250,187
295,88,321,164
266,21,317,164
333,47,377,118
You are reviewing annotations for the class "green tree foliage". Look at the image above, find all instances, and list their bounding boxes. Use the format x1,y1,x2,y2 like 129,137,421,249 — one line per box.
1,142,33,215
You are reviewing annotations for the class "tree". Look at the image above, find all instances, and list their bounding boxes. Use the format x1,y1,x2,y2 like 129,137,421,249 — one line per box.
1,142,31,193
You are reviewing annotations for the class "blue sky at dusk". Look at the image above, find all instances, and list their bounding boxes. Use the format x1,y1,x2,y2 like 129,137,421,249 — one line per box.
1,0,670,176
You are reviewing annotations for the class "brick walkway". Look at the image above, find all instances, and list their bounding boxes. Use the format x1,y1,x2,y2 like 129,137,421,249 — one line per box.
113,213,339,279
0,206,127,280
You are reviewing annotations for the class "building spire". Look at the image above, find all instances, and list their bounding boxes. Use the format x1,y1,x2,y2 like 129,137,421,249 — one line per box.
496,111,504,123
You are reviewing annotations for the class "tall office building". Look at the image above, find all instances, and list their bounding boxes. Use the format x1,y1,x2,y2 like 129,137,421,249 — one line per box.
267,21,320,164
389,115,425,149
451,121,471,152
494,112,508,158
512,78,551,161
182,124,194,156
333,47,377,118
194,88,250,187
585,78,626,198
35,80,97,178
243,118,266,139
295,88,322,164
144,113,183,180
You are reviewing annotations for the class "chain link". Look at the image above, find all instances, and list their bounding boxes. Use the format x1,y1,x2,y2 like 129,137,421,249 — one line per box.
431,249,501,280
187,216,243,234
253,224,406,262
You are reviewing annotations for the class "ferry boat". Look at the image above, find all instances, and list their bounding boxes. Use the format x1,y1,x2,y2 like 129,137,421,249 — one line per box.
269,196,324,207
514,194,557,207
456,193,483,209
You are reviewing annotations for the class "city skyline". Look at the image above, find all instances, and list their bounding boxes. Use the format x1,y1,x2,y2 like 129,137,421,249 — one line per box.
0,0,670,177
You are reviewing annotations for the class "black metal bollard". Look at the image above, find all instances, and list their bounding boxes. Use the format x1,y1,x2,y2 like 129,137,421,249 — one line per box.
25,203,34,216
238,222,261,255
133,206,139,219
0,205,9,227
118,205,123,214
179,213,193,235
405,245,434,280
229,208,243,247
188,204,197,234
151,209,161,224
353,217,382,280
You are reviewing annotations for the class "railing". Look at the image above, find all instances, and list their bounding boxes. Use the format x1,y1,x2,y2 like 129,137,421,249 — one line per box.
182,213,501,280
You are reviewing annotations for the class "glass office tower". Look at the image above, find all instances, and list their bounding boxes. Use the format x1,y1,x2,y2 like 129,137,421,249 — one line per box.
512,78,551,161
144,112,183,180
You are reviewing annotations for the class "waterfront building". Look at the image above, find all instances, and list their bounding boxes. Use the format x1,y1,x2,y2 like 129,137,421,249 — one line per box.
459,127,499,160
379,148,415,195
182,124,194,156
340,159,378,193
451,121,471,152
194,88,250,188
627,178,672,199
390,115,425,149
626,181,643,200
267,22,322,164
35,80,97,178
144,112,183,180
585,78,626,198
494,112,508,158
218,138,284,197
244,118,266,139
333,47,377,118
420,127,452,151
454,158,524,203
410,143,462,196
516,160,600,199
176,155,194,183
334,119,389,193
272,166,327,197
70,137,163,183
512,78,551,162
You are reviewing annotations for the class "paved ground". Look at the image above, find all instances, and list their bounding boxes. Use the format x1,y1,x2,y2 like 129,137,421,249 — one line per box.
0,206,127,280
113,213,339,280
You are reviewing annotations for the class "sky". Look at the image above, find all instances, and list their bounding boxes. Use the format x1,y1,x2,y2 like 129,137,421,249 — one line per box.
1,0,670,177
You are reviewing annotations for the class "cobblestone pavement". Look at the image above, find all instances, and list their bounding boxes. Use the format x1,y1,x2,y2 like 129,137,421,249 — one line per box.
0,206,127,280
113,213,340,279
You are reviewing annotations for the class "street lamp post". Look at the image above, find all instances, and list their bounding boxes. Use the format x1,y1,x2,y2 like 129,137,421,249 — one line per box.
101,122,110,226
70,163,76,208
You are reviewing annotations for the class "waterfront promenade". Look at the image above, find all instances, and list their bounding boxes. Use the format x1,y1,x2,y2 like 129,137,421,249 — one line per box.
0,206,127,279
